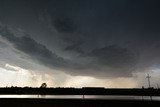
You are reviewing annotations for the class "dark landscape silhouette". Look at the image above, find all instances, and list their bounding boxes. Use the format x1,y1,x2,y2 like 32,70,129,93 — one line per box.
0,86,159,96
0,86,160,107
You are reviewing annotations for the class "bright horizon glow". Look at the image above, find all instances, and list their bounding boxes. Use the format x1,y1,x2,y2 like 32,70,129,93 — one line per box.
0,63,140,88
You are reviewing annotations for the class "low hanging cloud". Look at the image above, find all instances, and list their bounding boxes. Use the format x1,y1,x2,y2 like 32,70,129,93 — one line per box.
0,25,68,69
64,40,84,54
1,23,160,78
81,45,138,77
0,24,138,77
89,45,137,68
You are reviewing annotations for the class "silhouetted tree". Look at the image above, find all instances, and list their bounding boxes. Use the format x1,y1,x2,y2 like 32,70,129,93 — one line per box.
40,83,47,88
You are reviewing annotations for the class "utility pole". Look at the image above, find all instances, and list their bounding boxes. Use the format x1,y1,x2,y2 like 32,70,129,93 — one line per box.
146,74,151,88
146,74,152,101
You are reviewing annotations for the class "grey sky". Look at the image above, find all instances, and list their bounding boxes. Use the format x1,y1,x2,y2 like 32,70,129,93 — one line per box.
0,0,160,87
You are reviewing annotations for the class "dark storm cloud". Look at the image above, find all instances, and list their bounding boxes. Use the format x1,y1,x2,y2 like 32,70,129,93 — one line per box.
41,0,160,55
49,16,85,54
64,41,84,54
80,45,138,77
35,1,86,54
0,25,67,69
89,45,137,69
0,24,138,77
52,17,77,33
1,0,160,78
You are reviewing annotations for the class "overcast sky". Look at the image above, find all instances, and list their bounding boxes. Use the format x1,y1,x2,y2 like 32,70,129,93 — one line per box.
0,0,160,88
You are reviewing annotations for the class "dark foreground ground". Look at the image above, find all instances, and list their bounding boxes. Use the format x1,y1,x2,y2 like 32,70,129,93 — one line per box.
0,98,160,107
